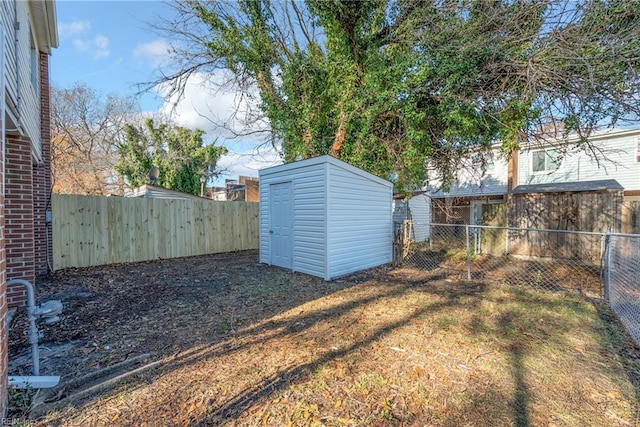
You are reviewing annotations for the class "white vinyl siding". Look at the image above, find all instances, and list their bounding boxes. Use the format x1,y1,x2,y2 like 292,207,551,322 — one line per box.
408,193,431,241
1,0,17,113
429,148,508,197
326,162,393,279
519,131,640,191
259,161,326,278
260,156,393,281
1,0,42,161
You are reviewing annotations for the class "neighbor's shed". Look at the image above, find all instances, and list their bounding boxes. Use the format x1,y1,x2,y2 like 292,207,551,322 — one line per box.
259,155,393,280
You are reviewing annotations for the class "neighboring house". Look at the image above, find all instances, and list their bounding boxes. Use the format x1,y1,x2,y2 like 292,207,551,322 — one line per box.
203,177,260,202
1,0,58,415
224,176,259,202
423,128,640,233
130,184,208,201
428,146,509,226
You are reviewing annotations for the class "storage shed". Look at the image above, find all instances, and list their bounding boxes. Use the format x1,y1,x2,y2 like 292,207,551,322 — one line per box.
259,155,393,280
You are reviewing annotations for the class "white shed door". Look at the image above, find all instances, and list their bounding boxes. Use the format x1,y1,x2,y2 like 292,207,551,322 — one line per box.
269,182,293,269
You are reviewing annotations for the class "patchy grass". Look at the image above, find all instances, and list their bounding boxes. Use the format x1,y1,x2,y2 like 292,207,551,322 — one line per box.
12,252,640,426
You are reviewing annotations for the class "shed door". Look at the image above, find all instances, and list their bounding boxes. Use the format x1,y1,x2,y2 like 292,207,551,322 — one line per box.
270,182,293,269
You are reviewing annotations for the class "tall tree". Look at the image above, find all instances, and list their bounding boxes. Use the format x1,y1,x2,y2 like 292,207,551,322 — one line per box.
151,0,640,191
116,118,228,196
51,84,135,195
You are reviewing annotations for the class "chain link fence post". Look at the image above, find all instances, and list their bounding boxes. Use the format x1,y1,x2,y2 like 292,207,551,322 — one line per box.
604,232,611,303
465,224,471,280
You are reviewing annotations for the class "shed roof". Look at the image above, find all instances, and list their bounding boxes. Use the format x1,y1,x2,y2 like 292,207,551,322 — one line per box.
259,155,392,188
512,179,623,195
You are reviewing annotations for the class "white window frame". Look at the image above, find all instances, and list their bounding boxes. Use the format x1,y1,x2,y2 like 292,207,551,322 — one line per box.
635,137,640,163
530,148,563,175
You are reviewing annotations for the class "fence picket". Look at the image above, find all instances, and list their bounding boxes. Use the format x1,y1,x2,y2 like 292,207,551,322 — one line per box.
51,195,259,270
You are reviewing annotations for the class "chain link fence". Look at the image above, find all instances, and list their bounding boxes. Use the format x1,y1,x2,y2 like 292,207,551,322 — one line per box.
395,222,640,346
605,233,640,345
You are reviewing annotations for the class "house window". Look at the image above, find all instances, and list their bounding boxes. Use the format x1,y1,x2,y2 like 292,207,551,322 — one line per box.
531,149,562,173
636,138,640,163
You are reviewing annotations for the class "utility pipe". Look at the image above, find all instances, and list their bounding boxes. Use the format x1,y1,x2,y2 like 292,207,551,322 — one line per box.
7,279,41,376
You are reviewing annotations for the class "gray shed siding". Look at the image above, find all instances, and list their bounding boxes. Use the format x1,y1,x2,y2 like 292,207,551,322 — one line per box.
259,156,393,280
326,162,393,279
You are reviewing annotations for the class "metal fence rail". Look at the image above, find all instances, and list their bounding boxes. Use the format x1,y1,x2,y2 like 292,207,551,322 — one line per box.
396,222,640,346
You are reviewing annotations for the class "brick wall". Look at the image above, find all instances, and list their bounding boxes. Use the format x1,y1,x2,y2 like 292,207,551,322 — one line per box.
34,53,52,277
0,128,7,419
5,136,35,307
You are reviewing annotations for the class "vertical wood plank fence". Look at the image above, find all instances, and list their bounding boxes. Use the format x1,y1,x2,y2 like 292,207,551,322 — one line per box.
52,195,259,270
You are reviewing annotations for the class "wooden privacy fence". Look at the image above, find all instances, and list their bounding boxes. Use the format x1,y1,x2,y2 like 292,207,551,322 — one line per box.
52,195,259,270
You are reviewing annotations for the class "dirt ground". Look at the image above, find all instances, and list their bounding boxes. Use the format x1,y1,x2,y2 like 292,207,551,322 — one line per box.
7,250,640,426
9,251,334,380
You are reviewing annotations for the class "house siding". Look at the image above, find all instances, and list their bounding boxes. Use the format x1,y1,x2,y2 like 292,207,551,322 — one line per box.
518,131,640,191
430,149,509,198
326,162,393,279
1,0,17,115
2,0,42,160
17,0,41,161
1,0,56,417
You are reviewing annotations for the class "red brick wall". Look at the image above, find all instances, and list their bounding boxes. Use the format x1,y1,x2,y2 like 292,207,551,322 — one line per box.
0,129,7,419
5,135,35,307
34,53,52,277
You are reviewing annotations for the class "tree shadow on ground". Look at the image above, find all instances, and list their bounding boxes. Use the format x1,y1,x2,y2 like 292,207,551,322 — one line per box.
31,254,640,426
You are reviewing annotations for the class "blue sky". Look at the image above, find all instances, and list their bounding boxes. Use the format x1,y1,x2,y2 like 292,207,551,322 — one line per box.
52,0,171,111
52,0,280,183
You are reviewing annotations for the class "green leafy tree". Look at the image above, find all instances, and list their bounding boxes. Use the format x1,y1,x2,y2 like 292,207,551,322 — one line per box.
152,0,640,192
116,118,228,195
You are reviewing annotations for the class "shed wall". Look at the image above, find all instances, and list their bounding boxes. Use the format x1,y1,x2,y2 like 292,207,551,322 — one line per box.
408,193,431,241
259,162,326,278
326,163,393,279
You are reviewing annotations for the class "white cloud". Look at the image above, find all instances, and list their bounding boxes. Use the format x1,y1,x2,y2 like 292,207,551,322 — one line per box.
93,35,110,59
215,147,282,185
73,39,90,52
72,34,110,59
156,71,281,182
58,20,92,39
133,39,171,68
159,71,268,138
